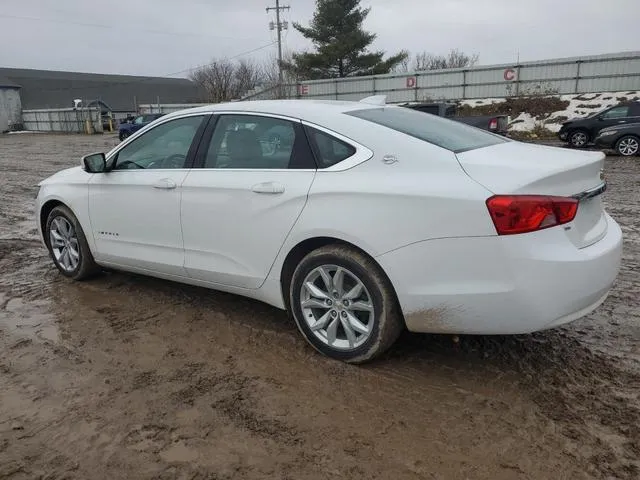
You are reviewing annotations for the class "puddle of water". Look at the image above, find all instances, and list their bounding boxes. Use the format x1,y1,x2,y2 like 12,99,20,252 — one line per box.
0,294,59,343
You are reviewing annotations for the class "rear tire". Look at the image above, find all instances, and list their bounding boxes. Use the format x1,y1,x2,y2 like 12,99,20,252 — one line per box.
289,245,404,364
45,205,100,280
615,135,639,156
569,130,589,148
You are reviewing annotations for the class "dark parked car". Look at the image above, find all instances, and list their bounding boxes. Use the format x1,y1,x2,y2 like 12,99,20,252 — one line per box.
594,123,640,156
401,103,509,135
558,101,640,148
119,113,165,141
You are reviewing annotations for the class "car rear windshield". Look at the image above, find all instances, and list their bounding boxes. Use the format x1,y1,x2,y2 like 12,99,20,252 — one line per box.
346,107,508,153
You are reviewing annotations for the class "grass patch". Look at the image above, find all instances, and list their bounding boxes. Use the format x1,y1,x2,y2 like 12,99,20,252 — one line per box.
509,124,556,141
458,95,569,118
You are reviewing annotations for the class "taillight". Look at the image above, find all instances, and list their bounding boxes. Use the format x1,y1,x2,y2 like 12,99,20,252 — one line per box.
489,118,498,130
486,195,578,235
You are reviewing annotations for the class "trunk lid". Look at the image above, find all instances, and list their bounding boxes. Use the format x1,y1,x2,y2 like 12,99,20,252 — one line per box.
456,141,607,248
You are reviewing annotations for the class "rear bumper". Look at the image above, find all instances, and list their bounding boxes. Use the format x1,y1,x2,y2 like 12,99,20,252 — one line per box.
376,214,623,335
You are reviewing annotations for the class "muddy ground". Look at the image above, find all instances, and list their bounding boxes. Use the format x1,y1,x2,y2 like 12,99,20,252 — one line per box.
0,133,638,480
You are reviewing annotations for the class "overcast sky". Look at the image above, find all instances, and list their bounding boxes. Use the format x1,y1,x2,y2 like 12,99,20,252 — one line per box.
1,0,638,77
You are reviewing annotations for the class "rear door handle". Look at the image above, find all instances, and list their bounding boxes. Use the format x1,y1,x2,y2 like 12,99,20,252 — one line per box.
251,182,285,194
152,178,177,189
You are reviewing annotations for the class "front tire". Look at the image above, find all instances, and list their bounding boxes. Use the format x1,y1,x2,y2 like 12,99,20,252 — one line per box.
615,135,639,156
289,245,404,364
569,130,589,148
45,205,99,280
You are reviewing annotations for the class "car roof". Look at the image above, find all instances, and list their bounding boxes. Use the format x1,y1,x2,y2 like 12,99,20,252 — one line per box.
163,99,383,125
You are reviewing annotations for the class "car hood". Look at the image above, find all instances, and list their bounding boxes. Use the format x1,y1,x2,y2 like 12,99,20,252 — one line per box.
561,117,587,126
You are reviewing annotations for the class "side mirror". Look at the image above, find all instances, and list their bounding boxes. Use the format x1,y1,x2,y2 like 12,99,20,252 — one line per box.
82,152,107,173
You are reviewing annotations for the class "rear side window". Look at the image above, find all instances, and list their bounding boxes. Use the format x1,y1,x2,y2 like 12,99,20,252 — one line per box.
306,127,356,168
347,107,508,153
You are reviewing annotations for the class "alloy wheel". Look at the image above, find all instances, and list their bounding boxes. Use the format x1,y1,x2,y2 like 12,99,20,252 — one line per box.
300,265,375,351
618,137,639,156
571,131,588,147
49,216,80,272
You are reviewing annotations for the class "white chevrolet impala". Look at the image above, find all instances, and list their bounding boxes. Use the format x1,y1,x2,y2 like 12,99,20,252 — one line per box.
36,98,623,363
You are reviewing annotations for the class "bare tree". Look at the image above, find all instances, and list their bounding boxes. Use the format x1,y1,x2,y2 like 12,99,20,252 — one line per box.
235,58,262,96
413,49,479,71
189,58,263,103
259,50,300,99
393,55,411,73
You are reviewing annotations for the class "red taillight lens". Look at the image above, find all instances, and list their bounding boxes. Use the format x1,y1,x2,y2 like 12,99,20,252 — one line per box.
489,118,498,130
486,195,578,235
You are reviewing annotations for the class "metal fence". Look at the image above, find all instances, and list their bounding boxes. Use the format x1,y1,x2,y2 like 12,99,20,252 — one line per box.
22,107,103,133
138,103,208,114
243,51,640,103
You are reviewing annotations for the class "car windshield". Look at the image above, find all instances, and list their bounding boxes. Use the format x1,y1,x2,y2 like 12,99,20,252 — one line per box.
347,107,508,153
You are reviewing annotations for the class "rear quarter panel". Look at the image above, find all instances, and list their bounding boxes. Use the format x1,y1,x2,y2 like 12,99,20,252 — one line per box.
267,123,496,281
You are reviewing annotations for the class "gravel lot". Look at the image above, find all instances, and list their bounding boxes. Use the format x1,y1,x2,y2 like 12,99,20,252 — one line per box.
0,133,638,480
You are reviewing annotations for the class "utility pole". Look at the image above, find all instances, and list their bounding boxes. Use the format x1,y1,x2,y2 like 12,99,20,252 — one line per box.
266,0,290,86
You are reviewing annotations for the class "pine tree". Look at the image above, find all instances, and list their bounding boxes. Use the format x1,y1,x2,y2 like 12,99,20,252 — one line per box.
286,0,408,79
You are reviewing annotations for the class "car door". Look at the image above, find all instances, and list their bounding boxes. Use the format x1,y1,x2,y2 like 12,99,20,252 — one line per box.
628,102,640,123
594,105,632,136
88,114,209,276
180,113,317,289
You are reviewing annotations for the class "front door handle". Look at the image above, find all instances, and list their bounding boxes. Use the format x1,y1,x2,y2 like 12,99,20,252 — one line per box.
152,178,177,189
251,182,285,194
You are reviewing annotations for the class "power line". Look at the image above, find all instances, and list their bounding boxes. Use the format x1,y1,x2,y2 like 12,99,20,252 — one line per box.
0,13,260,41
167,41,280,78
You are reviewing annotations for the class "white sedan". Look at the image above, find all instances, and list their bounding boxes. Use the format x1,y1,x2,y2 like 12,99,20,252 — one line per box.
36,97,623,363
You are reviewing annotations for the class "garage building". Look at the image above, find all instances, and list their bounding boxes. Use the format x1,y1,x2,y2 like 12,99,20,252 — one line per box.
0,77,21,132
0,67,203,129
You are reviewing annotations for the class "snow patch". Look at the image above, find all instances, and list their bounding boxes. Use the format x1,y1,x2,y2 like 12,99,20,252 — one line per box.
508,113,537,132
463,91,639,133
5,130,46,134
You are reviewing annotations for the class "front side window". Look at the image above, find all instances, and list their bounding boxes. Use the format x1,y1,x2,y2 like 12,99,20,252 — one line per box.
113,115,203,170
602,106,630,119
347,107,508,153
133,116,145,125
203,115,311,169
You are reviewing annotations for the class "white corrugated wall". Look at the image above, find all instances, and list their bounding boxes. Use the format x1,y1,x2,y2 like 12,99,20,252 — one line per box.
243,51,640,103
